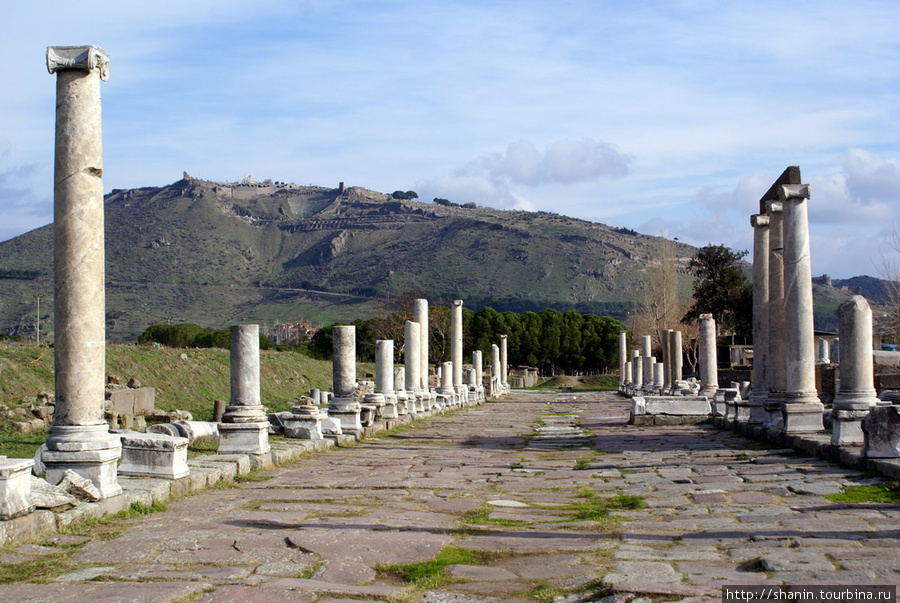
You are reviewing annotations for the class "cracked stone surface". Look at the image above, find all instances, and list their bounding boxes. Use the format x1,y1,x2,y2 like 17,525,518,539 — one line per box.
2,391,900,601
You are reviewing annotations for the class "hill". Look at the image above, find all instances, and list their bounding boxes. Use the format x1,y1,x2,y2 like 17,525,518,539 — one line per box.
0,175,700,341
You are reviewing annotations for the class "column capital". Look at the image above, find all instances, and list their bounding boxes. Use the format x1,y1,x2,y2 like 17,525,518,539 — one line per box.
751,214,769,228
766,200,783,214
47,46,109,81
778,183,811,201
453,299,463,307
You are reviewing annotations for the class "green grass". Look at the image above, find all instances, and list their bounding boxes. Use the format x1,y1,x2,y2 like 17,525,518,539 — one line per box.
459,505,529,526
0,426,48,458
376,545,495,588
825,482,900,504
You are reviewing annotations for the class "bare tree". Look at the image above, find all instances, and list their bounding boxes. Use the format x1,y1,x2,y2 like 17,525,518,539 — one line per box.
631,235,682,353
878,221,900,344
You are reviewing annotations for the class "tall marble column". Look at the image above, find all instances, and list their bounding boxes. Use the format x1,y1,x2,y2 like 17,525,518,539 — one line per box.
219,325,271,454
413,299,430,395
404,321,424,413
779,184,824,432
699,314,719,397
765,201,787,432
618,331,628,389
328,325,362,435
491,344,501,397
473,349,485,402
832,296,878,445
748,213,770,425
42,46,121,498
500,334,509,390
641,335,653,390
451,300,465,399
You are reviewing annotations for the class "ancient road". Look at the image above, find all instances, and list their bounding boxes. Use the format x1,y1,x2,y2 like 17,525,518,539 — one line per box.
1,391,898,602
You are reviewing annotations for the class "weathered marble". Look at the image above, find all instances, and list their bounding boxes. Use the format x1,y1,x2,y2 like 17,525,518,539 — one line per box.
328,325,362,435
117,432,189,480
764,200,786,432
832,296,878,446
779,184,824,432
0,457,35,520
698,314,718,398
43,45,121,500
748,213,769,425
619,331,628,388
451,300,464,398
219,325,270,455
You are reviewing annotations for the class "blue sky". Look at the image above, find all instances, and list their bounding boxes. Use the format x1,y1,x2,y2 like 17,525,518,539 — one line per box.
2,1,900,279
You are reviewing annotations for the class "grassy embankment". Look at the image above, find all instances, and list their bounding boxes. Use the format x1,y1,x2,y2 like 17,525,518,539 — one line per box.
529,374,619,391
0,342,369,458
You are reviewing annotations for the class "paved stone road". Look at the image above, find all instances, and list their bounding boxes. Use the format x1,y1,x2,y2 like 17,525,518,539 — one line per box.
1,391,899,602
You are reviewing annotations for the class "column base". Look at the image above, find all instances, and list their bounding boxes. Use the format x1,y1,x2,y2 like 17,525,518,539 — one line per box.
781,395,825,433
217,421,271,455
831,409,870,446
747,392,767,425
43,425,122,499
763,396,784,432
328,397,362,436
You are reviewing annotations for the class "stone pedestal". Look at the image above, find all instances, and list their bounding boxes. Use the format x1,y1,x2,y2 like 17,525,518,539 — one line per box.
118,432,189,479
282,404,325,440
328,325,362,436
219,325,271,455
779,185,824,432
44,45,121,500
832,296,878,445
0,457,35,520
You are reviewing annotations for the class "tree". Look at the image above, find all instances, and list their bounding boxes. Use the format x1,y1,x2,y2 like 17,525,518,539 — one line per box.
878,222,900,344
631,236,683,352
682,245,753,341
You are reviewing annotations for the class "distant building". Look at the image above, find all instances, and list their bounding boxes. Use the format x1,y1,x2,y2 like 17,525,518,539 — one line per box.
271,322,319,345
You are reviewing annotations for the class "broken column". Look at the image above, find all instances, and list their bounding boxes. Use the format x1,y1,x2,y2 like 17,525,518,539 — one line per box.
832,296,878,445
661,329,673,392
619,331,628,390
631,351,642,396
472,349,485,402
699,314,719,398
368,339,397,420
42,46,121,499
669,330,683,391
437,361,455,406
817,338,831,364
394,367,412,417
491,344,501,397
779,184,824,432
748,213,770,425
218,325,271,455
328,325,363,436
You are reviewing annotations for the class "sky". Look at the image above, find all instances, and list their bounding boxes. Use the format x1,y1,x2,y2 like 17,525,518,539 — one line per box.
2,1,900,280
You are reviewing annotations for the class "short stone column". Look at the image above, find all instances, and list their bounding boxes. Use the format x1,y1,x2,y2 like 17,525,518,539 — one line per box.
394,367,412,417
830,338,840,365
405,320,425,413
219,325,271,455
699,314,719,398
816,338,830,364
641,335,653,390
652,363,665,391
328,325,362,436
370,340,397,420
42,46,121,499
473,350,485,402
832,296,878,445
500,334,509,391
451,300,465,399
618,331,628,389
765,200,787,431
437,361,455,406
748,213,770,425
624,361,633,389
779,184,824,432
